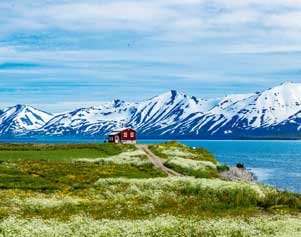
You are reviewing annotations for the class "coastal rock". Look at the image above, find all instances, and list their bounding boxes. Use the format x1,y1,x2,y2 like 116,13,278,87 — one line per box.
219,167,256,182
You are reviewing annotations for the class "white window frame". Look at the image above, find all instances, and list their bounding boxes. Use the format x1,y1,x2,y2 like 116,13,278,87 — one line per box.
124,132,128,138
130,132,134,138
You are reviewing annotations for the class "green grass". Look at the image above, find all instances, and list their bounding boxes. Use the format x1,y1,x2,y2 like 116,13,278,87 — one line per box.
0,142,300,237
149,141,225,178
165,160,218,178
0,176,300,220
0,143,133,161
0,143,166,192
148,141,217,164
0,160,166,191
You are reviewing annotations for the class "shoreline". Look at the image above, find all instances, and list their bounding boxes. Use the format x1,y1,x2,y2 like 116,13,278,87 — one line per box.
1,138,301,144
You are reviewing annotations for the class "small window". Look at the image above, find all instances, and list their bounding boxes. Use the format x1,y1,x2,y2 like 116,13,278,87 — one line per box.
124,132,128,137
130,132,134,138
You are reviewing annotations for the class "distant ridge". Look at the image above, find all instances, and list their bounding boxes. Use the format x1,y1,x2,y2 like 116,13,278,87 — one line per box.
0,105,53,137
3,82,301,139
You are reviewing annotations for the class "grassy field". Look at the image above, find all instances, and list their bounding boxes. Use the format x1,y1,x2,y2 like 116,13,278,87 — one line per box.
0,142,300,236
0,143,166,192
0,143,132,161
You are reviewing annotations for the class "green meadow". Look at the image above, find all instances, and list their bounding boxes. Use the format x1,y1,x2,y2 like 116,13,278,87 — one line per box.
0,142,300,236
0,143,131,161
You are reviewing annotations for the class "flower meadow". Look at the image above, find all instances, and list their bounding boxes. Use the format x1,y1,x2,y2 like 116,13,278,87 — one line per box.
149,141,222,177
0,142,300,236
149,141,217,163
165,157,218,178
0,215,300,237
77,150,151,166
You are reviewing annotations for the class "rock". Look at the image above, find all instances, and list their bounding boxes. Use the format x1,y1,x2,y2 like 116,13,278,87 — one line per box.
236,163,245,169
219,167,256,182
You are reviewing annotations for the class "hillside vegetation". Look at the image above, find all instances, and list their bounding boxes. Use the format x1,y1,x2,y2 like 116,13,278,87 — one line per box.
0,142,300,236
0,143,132,161
149,141,228,177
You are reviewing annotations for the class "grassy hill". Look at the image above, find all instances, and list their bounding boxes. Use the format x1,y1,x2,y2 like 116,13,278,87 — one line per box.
149,141,229,177
0,142,300,236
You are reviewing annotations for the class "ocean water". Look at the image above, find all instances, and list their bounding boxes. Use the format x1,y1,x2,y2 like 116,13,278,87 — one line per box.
142,140,301,193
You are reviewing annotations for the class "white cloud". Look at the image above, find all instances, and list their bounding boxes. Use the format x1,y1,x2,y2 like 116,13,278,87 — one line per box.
265,12,301,30
224,44,301,54
2,0,301,112
1,1,301,75
2,0,301,45
37,2,177,31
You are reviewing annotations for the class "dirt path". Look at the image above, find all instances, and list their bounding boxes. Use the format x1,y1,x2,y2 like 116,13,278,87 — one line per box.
136,144,181,176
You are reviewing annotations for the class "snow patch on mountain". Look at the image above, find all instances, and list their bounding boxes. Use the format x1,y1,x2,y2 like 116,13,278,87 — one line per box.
0,105,53,135
2,83,301,139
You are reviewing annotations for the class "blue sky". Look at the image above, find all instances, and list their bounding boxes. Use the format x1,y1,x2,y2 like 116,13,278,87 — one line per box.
1,0,301,112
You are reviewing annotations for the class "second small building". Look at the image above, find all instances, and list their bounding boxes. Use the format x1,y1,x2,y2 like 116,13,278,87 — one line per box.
108,128,136,144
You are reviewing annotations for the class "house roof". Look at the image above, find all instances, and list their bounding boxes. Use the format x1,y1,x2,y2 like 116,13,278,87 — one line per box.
109,127,136,136
109,132,120,135
112,127,135,132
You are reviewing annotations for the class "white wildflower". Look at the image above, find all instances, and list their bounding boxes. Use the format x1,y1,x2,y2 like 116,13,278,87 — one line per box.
162,148,195,158
77,150,151,166
11,195,80,209
0,214,300,237
95,177,269,199
165,157,216,171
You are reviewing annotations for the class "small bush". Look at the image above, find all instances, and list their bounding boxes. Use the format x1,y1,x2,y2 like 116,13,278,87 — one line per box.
217,164,230,172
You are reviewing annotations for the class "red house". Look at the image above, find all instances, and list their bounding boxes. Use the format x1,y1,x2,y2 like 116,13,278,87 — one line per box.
108,128,136,144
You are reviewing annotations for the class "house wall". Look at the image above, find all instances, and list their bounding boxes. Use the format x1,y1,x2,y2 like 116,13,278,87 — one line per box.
120,129,136,141
109,134,121,143
108,135,115,143
108,129,137,143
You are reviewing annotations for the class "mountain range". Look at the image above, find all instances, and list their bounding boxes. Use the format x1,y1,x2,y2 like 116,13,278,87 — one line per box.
2,82,301,140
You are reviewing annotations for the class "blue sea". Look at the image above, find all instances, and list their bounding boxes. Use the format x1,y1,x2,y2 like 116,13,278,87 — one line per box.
142,140,301,193
1,138,301,193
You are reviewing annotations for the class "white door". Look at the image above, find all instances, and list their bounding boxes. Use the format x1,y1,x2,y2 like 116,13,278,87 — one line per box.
115,135,119,143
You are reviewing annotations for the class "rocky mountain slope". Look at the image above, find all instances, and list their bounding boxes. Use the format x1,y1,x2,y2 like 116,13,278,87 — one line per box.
2,82,301,139
0,105,53,136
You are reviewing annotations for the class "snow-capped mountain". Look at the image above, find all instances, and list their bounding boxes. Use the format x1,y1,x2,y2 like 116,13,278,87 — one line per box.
0,105,53,136
28,90,225,138
2,82,301,139
176,82,301,138
36,99,133,137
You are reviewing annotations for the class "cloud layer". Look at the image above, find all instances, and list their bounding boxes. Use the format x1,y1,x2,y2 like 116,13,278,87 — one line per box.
0,0,301,111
